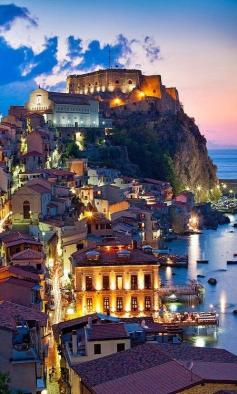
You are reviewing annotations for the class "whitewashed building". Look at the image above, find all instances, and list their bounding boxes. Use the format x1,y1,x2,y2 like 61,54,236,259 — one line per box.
26,88,99,128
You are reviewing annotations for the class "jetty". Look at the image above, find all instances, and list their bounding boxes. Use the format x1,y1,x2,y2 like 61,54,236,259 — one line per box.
158,282,203,297
157,254,188,268
167,311,219,327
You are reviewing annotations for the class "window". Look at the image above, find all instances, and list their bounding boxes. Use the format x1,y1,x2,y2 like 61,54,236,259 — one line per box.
23,200,30,219
86,298,93,312
94,344,101,354
145,296,151,311
116,275,123,290
117,343,125,352
131,297,138,312
115,80,120,84
131,275,138,290
128,79,133,84
116,297,123,312
86,276,93,291
103,297,110,312
103,276,110,290
144,274,151,289
36,95,42,105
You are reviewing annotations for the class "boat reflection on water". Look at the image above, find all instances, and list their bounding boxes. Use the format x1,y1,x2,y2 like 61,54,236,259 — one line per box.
159,214,237,354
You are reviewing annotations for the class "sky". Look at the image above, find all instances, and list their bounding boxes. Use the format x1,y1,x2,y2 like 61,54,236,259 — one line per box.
0,0,236,145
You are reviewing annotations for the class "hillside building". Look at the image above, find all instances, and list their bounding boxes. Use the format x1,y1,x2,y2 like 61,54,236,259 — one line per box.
25,88,99,128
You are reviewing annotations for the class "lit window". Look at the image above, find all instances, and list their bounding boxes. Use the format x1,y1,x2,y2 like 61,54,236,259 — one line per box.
36,95,42,105
145,296,151,311
116,275,123,290
103,297,110,312
131,275,138,290
131,297,138,312
116,297,123,312
86,298,93,312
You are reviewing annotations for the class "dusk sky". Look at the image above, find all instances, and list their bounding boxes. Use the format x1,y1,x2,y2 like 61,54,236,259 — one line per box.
0,0,236,145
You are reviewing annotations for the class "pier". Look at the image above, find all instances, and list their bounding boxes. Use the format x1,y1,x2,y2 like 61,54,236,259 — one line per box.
158,282,203,297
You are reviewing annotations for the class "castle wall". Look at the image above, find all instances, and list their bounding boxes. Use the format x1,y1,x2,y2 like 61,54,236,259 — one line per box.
140,75,162,98
67,69,142,95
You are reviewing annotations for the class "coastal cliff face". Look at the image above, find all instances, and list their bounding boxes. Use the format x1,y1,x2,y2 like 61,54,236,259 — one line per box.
152,110,218,190
110,106,218,191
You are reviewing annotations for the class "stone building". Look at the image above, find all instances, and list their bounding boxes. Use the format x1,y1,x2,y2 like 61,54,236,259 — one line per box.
70,240,160,318
25,88,99,128
67,68,180,113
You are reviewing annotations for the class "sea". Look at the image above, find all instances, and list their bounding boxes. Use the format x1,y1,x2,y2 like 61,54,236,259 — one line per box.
209,149,237,179
161,149,237,354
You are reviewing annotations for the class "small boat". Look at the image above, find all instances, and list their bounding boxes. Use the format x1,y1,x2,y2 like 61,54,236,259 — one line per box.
197,274,205,278
227,260,237,265
197,260,209,264
233,253,237,257
208,278,217,285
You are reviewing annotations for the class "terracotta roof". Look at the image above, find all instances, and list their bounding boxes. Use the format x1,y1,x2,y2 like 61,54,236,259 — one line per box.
0,300,47,331
0,231,33,243
0,277,36,289
191,361,237,382
73,343,172,387
87,323,129,341
43,169,74,177
11,248,44,261
93,360,201,394
155,343,237,363
28,184,51,194
71,247,158,267
52,313,98,341
0,266,40,281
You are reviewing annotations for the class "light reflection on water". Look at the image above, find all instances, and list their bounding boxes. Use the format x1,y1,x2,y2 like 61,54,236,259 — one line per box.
160,214,237,354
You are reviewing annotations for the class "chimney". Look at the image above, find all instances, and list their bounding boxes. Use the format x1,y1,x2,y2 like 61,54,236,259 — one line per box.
132,240,137,250
72,330,78,355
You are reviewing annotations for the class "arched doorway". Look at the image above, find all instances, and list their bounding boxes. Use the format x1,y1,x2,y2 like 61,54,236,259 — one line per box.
23,200,31,219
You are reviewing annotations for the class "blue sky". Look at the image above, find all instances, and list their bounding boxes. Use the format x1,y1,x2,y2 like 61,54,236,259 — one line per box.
0,0,236,143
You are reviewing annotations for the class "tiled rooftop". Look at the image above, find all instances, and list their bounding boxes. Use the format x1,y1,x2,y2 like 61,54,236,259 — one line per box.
73,342,237,393
73,343,172,387
0,300,47,331
93,360,201,394
87,323,129,341
72,247,158,267
11,248,44,261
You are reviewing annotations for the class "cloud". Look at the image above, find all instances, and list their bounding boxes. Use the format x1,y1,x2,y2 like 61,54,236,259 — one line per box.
0,3,37,31
0,4,161,114
0,36,58,85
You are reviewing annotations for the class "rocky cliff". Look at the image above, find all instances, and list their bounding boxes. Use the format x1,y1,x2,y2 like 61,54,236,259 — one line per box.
109,105,218,192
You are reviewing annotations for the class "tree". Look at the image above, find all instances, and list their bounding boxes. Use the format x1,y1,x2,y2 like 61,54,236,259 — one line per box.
0,372,10,394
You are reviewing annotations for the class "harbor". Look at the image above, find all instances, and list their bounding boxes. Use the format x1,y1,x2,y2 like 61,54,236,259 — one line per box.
159,213,237,354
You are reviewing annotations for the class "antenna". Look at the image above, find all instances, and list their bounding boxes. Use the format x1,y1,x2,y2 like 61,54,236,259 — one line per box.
108,45,111,69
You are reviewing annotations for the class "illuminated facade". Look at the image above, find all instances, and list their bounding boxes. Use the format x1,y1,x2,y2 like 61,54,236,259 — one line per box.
67,68,180,112
71,245,160,318
26,88,99,127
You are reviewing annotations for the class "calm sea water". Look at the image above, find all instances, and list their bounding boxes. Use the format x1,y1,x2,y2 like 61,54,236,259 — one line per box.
209,149,237,179
160,214,237,355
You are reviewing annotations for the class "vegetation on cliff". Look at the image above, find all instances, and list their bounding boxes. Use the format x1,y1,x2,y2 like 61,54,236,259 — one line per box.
62,108,218,197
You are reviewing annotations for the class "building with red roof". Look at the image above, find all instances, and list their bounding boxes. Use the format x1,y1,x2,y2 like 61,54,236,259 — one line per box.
0,300,47,393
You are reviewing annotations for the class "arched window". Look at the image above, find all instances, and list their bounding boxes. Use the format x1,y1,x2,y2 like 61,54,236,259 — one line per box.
23,200,31,219
115,80,120,84
128,80,133,84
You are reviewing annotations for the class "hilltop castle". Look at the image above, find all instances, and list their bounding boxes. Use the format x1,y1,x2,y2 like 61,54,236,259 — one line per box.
67,68,180,114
